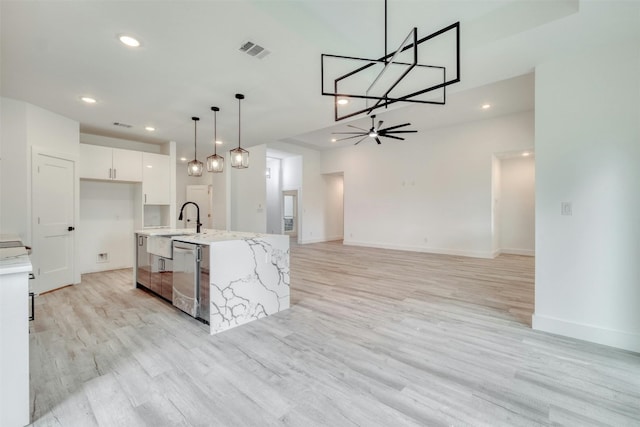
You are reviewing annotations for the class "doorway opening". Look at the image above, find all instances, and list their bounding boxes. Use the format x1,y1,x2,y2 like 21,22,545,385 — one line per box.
282,190,298,238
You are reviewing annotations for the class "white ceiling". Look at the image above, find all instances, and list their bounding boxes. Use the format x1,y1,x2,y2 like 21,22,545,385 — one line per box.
2,1,638,159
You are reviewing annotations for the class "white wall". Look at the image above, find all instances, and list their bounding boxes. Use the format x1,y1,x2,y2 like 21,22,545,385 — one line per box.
230,144,267,233
0,98,28,240
0,98,80,283
323,173,344,241
79,181,136,273
210,163,228,230
175,163,210,228
266,157,282,234
499,156,535,255
491,155,501,255
322,111,534,257
533,42,640,353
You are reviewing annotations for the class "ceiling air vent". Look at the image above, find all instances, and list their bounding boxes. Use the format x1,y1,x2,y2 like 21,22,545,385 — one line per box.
239,41,270,59
113,122,132,128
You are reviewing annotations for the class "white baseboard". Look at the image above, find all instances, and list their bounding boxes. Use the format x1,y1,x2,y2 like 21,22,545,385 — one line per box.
532,313,640,353
342,239,495,259
499,248,535,256
299,236,342,244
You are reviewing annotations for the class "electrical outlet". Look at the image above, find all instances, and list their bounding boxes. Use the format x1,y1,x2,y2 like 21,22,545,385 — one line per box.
97,253,109,263
561,202,572,216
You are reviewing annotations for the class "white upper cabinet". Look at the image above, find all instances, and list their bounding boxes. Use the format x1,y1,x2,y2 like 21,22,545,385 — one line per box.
79,144,142,182
142,152,170,205
112,148,143,182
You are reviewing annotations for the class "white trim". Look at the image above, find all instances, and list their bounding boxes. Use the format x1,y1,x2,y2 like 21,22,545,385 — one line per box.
343,240,495,259
532,313,640,353
500,248,535,256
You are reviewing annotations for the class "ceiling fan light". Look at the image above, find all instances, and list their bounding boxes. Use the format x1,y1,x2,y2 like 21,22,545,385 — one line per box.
369,131,378,137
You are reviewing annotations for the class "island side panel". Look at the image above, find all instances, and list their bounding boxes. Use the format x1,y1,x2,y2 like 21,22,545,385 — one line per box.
209,235,290,334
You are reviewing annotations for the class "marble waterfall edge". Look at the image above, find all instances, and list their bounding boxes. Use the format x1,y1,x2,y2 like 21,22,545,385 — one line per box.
209,235,290,334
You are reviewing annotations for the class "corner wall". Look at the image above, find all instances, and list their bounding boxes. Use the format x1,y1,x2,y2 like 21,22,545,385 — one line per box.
533,42,640,352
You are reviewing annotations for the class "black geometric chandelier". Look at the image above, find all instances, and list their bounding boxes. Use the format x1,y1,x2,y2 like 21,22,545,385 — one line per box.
206,106,224,173
321,0,460,121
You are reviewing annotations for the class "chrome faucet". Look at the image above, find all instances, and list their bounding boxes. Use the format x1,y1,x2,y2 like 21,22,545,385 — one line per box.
178,202,202,233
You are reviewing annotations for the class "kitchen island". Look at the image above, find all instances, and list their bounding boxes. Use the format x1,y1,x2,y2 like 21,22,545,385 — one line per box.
135,229,290,335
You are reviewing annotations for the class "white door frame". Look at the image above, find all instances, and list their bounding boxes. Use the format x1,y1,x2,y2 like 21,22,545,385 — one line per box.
282,189,299,239
31,146,80,292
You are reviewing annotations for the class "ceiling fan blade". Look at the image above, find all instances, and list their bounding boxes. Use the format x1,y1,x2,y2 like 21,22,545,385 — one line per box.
347,124,368,131
384,130,418,134
334,134,367,142
354,136,369,145
382,134,405,141
375,137,382,145
377,120,384,130
380,122,411,132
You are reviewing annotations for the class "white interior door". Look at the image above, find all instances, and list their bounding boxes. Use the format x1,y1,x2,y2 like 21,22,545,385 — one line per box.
33,153,75,294
185,185,212,229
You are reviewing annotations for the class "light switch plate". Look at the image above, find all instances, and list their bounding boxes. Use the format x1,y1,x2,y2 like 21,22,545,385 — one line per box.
561,202,572,216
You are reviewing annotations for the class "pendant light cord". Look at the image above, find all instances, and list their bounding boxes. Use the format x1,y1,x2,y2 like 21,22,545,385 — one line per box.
193,119,197,159
213,109,217,155
238,96,242,149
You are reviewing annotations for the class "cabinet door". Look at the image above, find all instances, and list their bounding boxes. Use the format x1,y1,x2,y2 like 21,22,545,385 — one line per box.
79,144,112,180
112,148,142,182
142,152,171,205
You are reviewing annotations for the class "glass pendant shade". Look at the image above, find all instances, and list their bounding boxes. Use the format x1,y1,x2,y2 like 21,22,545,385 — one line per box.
187,159,203,176
206,106,224,173
230,147,249,169
187,116,203,176
231,93,249,169
207,153,224,173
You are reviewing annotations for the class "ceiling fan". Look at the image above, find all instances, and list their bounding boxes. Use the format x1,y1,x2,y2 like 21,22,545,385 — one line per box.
332,115,417,145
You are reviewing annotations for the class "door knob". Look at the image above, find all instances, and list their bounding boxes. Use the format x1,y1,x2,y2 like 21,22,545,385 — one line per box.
68,226,75,231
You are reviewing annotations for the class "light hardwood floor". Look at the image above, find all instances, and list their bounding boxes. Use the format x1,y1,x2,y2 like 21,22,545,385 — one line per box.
29,241,640,426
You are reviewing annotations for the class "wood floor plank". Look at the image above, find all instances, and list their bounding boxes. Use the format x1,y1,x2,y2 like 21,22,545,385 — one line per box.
28,240,640,426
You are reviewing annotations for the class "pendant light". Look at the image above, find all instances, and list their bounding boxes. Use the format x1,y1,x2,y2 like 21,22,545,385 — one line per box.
230,93,249,169
206,106,224,173
187,116,203,176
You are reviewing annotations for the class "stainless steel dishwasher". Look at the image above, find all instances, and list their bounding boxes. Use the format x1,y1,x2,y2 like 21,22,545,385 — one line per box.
172,241,210,323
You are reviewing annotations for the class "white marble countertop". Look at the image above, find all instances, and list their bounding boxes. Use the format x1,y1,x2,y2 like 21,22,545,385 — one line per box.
0,234,32,275
171,229,284,245
135,228,197,236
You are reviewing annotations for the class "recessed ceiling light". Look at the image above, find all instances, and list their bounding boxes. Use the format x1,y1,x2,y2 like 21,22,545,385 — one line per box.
146,165,153,168
522,151,531,157
331,138,337,142
145,126,155,132
180,157,188,162
81,96,97,104
337,98,349,105
119,35,140,47
215,140,223,145
482,103,491,109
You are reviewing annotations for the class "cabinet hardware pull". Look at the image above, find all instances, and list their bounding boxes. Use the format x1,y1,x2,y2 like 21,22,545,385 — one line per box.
29,292,35,321
114,168,117,179
144,194,147,203
109,168,112,179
